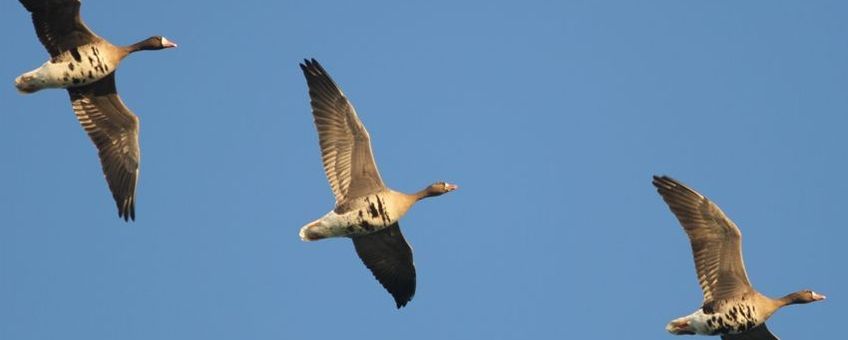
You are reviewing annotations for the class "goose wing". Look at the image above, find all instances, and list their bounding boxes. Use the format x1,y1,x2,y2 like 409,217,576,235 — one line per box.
68,72,140,221
352,223,416,308
300,59,385,205
653,176,753,303
19,0,99,58
722,324,779,340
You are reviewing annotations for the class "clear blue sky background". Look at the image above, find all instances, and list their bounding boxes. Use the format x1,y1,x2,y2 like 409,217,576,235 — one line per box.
0,1,844,339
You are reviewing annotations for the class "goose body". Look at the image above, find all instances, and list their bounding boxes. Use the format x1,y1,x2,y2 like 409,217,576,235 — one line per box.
300,190,415,241
16,41,120,93
299,59,457,308
668,295,768,336
653,176,825,340
14,0,176,221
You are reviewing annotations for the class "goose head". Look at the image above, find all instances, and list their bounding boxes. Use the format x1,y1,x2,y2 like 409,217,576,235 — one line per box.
781,289,826,306
416,182,458,200
128,36,178,52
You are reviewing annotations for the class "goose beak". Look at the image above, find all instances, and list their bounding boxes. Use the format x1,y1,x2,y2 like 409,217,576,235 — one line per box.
812,292,826,301
445,183,458,192
162,37,178,48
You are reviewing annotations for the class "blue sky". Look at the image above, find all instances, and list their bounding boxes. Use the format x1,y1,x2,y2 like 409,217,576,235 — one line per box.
1,0,844,339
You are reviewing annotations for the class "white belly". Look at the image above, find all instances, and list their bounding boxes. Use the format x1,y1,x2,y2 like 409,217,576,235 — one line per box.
299,191,411,241
15,44,116,93
675,305,761,336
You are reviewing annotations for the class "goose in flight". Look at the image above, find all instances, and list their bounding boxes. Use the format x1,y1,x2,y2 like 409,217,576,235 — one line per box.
15,0,177,221
653,176,825,340
299,59,458,308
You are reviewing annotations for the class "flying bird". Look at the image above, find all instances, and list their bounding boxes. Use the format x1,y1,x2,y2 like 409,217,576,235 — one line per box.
653,176,825,340
299,59,458,308
15,0,177,221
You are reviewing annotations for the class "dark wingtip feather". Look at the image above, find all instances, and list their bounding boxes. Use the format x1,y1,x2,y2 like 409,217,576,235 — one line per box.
18,0,43,13
299,58,326,76
652,175,703,199
299,59,314,76
117,198,135,222
652,175,675,191
298,58,311,71
387,276,415,309
19,0,78,13
651,175,674,194
392,285,414,308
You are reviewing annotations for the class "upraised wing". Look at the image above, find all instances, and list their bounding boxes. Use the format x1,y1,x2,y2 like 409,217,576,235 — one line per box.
653,176,753,303
299,59,385,205
19,0,100,58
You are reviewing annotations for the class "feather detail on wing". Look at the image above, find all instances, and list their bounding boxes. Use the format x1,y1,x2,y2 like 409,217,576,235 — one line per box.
653,176,753,303
68,72,140,221
300,59,385,204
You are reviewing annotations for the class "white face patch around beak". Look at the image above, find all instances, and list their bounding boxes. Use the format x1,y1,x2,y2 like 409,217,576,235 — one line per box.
161,37,178,48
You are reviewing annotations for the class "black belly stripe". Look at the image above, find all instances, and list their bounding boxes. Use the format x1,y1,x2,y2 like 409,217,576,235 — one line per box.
365,197,379,218
706,302,759,335
376,196,390,224
70,48,82,62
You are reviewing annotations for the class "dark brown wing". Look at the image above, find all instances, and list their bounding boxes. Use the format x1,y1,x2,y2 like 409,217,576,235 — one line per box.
352,223,416,308
653,176,753,303
722,324,780,340
68,73,140,221
19,0,99,58
300,59,385,205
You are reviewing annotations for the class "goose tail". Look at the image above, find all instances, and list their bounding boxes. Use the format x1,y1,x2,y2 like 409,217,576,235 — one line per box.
14,74,40,94
299,219,330,241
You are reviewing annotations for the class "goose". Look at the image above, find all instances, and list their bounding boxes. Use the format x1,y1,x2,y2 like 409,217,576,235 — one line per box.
653,176,825,340
298,59,458,308
14,0,177,221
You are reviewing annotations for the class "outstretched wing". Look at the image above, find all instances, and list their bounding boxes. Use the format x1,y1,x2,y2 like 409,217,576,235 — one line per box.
653,176,753,303
352,223,416,308
722,324,779,340
19,0,100,58
68,72,140,221
300,59,385,204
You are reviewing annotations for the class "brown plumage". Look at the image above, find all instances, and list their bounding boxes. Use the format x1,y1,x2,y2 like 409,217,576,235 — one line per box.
653,176,825,339
299,59,457,308
300,58,385,203
16,0,176,221
70,73,140,221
